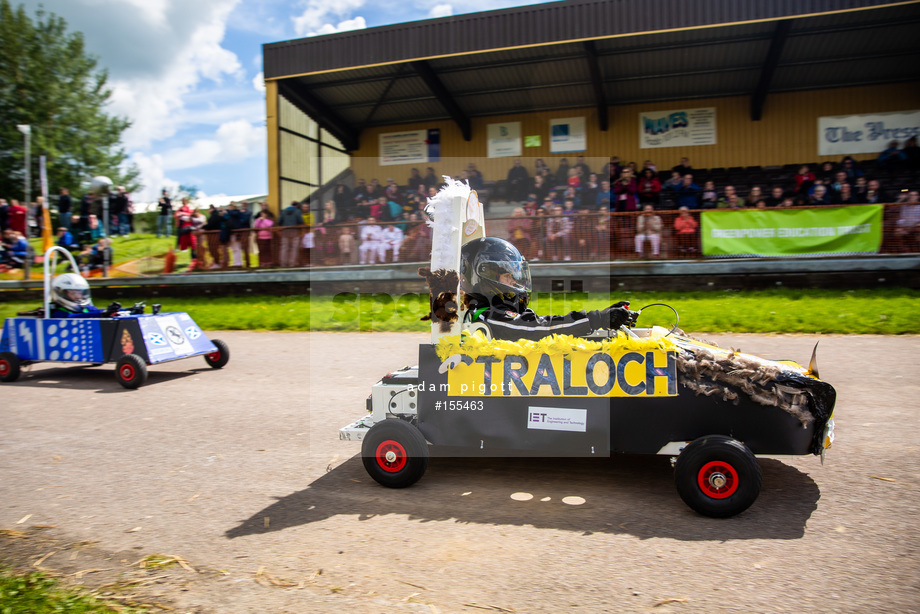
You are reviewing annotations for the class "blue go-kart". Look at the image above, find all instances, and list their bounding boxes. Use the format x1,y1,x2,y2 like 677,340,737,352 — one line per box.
0,247,229,389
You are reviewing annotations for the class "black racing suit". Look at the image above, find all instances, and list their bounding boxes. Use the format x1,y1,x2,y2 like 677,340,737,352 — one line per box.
470,304,609,341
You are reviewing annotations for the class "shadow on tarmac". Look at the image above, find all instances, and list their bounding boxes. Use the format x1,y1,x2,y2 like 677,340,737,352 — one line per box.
5,363,208,392
226,452,819,541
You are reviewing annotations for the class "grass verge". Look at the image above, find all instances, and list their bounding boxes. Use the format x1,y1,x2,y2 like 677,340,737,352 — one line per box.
0,567,146,613
1,288,917,334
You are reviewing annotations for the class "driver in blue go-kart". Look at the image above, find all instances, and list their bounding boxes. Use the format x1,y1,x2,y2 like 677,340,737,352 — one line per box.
460,237,637,341
49,273,124,318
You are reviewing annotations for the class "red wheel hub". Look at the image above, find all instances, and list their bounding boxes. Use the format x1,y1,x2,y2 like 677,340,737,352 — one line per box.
208,350,221,361
697,460,739,499
375,440,408,473
120,364,135,380
0,360,8,375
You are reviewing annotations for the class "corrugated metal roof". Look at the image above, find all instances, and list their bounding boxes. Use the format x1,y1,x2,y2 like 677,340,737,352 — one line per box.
269,0,920,150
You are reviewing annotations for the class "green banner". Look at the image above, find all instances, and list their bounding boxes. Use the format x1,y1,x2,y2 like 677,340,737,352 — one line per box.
701,205,883,257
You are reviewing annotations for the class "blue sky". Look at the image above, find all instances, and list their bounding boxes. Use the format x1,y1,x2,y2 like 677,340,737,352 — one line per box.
19,0,555,203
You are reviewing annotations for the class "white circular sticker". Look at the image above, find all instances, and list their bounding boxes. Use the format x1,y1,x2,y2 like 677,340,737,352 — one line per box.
464,218,479,236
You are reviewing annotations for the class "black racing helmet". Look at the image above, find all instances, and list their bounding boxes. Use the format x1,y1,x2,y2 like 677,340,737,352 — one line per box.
460,237,532,311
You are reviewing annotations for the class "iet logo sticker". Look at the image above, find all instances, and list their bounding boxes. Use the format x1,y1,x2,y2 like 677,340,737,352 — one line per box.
527,406,587,432
185,326,201,340
147,332,167,346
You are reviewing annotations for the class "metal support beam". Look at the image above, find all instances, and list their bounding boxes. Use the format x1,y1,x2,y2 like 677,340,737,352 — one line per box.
583,41,609,131
410,60,471,141
362,67,405,130
751,20,792,121
278,80,360,151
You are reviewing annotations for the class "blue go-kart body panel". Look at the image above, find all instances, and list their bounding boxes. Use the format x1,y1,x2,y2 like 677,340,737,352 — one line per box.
0,312,217,366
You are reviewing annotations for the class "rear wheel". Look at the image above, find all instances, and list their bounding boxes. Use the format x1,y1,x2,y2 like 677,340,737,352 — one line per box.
361,419,429,488
674,435,762,518
0,352,21,382
204,339,230,369
115,354,148,389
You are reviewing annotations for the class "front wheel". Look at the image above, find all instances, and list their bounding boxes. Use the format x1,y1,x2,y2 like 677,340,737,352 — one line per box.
0,352,21,382
361,419,429,488
204,339,230,369
115,354,148,389
674,435,762,518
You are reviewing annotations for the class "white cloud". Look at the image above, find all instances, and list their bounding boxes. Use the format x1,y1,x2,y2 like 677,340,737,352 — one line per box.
292,0,365,36
252,72,266,93
428,4,453,18
309,16,367,36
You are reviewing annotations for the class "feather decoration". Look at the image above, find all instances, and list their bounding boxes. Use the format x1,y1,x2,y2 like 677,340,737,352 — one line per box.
425,176,470,271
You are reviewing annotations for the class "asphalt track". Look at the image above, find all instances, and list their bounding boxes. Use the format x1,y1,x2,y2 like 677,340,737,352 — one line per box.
1,331,918,613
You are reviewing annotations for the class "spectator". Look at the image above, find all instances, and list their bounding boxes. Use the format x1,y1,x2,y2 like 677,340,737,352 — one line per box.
764,186,786,208
203,206,223,268
662,170,682,192
699,180,718,209
8,199,26,236
794,165,816,196
333,184,353,220
612,169,639,212
555,158,571,187
717,185,744,209
534,158,550,177
359,217,383,264
111,186,130,236
863,179,888,204
322,200,338,225
674,206,699,255
0,230,29,270
407,168,422,191
506,158,530,202
422,167,440,192
572,207,595,260
566,167,581,190
602,156,621,183
79,237,111,277
829,171,850,197
877,140,906,169
903,136,920,170
545,205,572,261
581,173,600,207
87,214,104,241
507,206,533,259
840,156,863,183
58,188,72,230
817,161,837,184
634,204,663,258
642,160,658,174
894,189,920,251
637,168,662,206
279,200,303,268
56,226,79,252
596,180,611,209
338,225,358,265
672,157,692,176
523,195,539,216
253,209,275,268
175,197,196,252
380,223,404,263
593,207,610,260
574,155,591,177
156,189,173,237
837,183,857,205
466,163,484,190
853,176,869,202
399,212,432,262
809,185,832,205
746,186,765,208
674,174,701,209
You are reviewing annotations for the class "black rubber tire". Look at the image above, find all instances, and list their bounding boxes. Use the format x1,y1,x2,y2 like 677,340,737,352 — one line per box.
204,339,230,369
361,419,429,488
0,351,21,383
674,435,762,518
115,354,148,389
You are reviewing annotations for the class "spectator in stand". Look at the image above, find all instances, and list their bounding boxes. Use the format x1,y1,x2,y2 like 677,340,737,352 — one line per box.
566,167,581,190
379,223,404,263
612,169,639,212
601,156,621,183
58,188,72,230
581,173,600,207
407,168,423,191
156,189,172,237
506,158,530,202
817,161,837,184
545,205,572,261
700,180,718,209
427,186,439,200
672,157,692,176
638,168,662,206
322,200,338,225
562,187,581,209
863,179,888,204
202,206,222,268
467,163,484,190
56,226,80,252
726,194,743,209
894,189,920,251
279,200,303,268
841,156,863,183
853,176,869,202
780,197,795,208
332,184,352,220
596,180,612,209
111,186,130,236
809,185,832,205
662,170,682,193
359,217,383,264
0,230,29,270
794,165,816,196
574,156,591,178
534,158,550,177
746,186,766,208
555,158,570,187
830,171,850,198
531,174,548,202
400,212,432,262
253,209,274,268
674,206,699,256
507,207,533,259
8,199,27,236
903,136,920,170
762,186,784,208
522,195,538,216
717,185,743,209
877,140,906,169
384,178,400,202
634,204,662,258
338,225,357,265
422,167,440,192
837,183,857,205
593,207,610,260
175,197,195,249
642,160,658,174
674,174,701,209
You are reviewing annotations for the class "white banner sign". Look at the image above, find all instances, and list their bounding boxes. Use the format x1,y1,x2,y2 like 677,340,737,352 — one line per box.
550,117,586,153
818,110,920,156
379,130,430,166
639,107,716,149
487,122,522,158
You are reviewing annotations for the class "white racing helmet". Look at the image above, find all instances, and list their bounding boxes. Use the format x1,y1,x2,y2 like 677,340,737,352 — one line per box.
51,273,93,312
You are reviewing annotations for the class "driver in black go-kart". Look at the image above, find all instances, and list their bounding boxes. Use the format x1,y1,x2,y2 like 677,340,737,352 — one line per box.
460,237,636,341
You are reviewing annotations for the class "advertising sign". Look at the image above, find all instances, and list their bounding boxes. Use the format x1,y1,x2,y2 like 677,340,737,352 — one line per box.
549,117,586,153
487,122,522,158
639,107,716,149
379,129,440,166
701,205,883,257
818,110,920,156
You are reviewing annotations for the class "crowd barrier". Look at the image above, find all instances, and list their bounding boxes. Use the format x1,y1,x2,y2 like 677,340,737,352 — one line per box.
188,203,919,271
